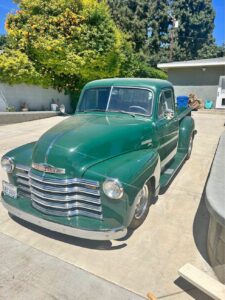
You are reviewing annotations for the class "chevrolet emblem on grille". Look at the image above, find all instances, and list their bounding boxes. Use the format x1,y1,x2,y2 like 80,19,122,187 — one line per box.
32,163,65,174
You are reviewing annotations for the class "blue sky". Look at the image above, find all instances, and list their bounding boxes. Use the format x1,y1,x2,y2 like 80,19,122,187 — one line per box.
212,0,225,45
0,0,224,45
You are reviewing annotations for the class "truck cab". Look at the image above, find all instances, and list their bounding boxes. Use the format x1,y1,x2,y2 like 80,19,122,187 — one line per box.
1,78,195,240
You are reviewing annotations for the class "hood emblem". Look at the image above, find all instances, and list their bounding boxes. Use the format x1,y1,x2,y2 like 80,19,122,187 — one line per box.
32,163,65,174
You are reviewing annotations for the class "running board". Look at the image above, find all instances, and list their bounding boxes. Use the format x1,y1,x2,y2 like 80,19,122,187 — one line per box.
160,152,187,190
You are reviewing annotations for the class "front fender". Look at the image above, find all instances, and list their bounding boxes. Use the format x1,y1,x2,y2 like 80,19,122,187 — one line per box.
3,142,36,166
2,142,36,185
84,149,160,227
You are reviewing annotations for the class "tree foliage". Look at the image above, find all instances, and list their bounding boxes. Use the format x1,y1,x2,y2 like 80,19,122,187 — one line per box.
0,49,41,84
0,0,166,95
146,0,171,65
2,0,123,90
172,0,217,61
0,35,7,49
107,0,149,52
107,0,221,64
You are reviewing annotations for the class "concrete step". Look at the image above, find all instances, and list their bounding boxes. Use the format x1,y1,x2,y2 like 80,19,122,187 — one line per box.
0,111,60,125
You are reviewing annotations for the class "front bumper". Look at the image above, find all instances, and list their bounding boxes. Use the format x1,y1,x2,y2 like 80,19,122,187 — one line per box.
1,196,127,240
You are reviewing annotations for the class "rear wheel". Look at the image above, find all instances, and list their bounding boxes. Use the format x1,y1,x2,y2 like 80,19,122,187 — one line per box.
129,183,152,229
186,133,194,160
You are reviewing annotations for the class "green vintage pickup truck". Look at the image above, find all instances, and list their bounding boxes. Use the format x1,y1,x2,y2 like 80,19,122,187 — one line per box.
1,78,195,240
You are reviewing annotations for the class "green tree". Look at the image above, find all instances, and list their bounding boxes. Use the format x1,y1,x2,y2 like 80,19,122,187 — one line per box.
107,0,219,63
197,42,225,59
0,35,7,49
1,0,166,99
146,0,171,65
0,49,41,84
107,0,149,52
1,0,129,90
107,0,171,68
172,0,216,60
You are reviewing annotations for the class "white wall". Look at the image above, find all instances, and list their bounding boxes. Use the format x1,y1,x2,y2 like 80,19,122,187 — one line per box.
0,83,71,112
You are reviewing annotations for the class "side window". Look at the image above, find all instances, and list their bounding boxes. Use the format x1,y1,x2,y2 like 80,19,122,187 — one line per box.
158,89,175,119
158,93,165,119
164,89,174,112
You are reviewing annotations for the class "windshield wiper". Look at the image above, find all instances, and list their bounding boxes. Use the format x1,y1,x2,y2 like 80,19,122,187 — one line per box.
107,110,136,117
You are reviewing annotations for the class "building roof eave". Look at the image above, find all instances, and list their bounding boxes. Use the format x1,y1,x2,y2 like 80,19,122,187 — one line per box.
157,58,225,70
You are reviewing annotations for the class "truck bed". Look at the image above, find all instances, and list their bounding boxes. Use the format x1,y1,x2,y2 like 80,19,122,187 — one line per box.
177,106,192,121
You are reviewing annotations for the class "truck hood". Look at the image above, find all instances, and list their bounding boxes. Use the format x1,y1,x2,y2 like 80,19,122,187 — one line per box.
32,114,153,177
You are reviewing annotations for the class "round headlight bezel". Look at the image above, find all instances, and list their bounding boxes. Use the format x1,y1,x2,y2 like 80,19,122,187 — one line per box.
1,157,14,173
103,178,124,200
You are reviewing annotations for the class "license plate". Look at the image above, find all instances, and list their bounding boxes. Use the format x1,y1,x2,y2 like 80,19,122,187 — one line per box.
2,181,17,199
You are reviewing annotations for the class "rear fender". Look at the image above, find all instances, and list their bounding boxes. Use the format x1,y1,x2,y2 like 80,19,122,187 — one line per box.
178,116,195,154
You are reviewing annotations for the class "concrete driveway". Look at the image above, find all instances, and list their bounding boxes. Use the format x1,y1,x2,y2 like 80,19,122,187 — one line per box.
0,112,224,299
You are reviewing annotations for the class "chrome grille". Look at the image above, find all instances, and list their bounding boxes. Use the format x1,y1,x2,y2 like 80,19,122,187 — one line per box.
15,165,103,220
16,164,31,197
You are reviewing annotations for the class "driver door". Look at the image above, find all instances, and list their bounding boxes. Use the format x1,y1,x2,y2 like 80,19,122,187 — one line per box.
156,88,179,169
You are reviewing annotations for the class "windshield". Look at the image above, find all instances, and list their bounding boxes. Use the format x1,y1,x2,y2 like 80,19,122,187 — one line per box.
77,87,153,116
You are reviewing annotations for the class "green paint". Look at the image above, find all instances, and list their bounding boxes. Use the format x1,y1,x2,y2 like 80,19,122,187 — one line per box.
2,79,195,234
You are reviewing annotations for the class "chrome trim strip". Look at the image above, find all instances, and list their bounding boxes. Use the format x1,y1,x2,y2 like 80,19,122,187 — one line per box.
18,191,31,198
30,180,100,196
17,178,30,187
32,202,103,219
29,172,99,187
31,195,102,212
31,188,101,204
16,164,30,172
16,172,29,179
1,197,127,240
141,139,152,146
160,135,179,149
18,185,31,193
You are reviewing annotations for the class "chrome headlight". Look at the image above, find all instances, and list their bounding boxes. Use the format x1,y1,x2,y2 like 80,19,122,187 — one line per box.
103,179,124,200
1,157,14,173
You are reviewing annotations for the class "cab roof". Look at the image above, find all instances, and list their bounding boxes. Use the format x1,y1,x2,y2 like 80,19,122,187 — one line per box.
84,78,173,92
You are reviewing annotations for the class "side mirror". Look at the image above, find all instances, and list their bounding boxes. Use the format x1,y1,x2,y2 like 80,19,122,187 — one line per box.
59,104,66,114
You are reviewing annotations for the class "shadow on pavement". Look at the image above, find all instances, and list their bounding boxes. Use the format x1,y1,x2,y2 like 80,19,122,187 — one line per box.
174,178,213,299
10,214,128,250
174,277,213,300
192,187,210,264
8,193,159,247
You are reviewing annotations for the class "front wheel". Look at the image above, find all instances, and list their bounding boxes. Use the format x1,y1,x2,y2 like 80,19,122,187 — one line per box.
129,183,152,229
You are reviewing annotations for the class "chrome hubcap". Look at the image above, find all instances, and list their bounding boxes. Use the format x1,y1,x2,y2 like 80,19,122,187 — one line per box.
134,184,149,219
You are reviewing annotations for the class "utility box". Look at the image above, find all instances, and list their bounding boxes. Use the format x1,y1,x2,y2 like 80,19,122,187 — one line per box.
216,76,225,109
